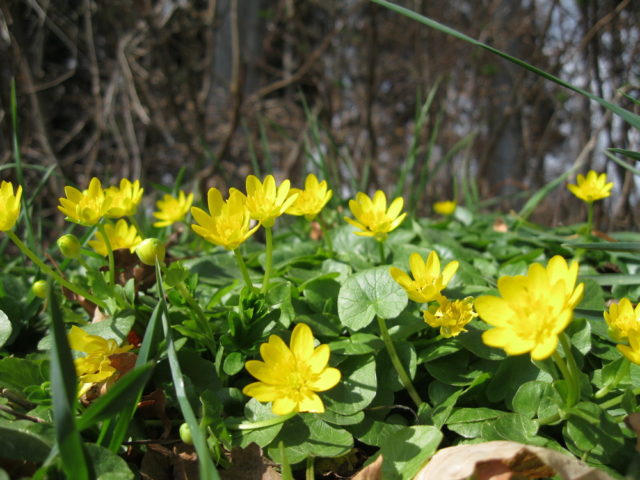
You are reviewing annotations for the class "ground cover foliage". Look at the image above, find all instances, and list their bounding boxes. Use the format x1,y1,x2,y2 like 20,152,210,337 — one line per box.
1,2,640,480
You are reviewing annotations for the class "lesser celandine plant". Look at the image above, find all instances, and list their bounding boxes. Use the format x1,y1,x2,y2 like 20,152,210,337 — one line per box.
4,168,640,479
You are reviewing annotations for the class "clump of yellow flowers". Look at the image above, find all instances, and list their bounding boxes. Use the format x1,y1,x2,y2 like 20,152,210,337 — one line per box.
391,250,475,338
243,323,340,415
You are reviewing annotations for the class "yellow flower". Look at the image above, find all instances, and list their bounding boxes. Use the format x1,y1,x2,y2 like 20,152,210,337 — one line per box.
88,219,142,256
344,190,406,241
58,177,110,226
390,251,459,304
231,175,298,228
433,200,456,216
0,181,22,231
567,170,613,203
68,325,133,397
153,191,194,227
286,174,333,221
423,297,477,337
105,179,144,218
191,188,260,250
243,323,341,415
604,298,640,341
604,298,640,364
475,256,584,361
616,334,640,365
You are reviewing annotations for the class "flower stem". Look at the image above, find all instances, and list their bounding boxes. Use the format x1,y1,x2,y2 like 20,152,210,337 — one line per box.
586,202,594,236
98,222,115,286
7,231,108,310
234,248,254,290
551,347,578,408
262,226,274,293
599,387,640,410
317,215,334,256
376,315,424,408
378,241,385,264
305,457,314,480
175,281,216,358
230,412,296,431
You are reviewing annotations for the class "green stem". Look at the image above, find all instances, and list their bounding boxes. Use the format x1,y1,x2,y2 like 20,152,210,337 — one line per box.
595,360,629,399
234,248,254,290
305,457,314,480
7,231,108,310
262,226,274,293
376,316,424,408
230,412,296,431
599,387,640,410
176,282,217,358
560,333,582,403
378,241,385,264
537,412,562,426
97,223,115,286
551,349,578,408
317,215,334,256
586,202,594,236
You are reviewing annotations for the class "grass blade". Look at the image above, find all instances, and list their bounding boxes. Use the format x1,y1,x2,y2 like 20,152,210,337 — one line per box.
563,242,640,252
156,262,221,479
48,282,91,479
371,0,640,130
606,149,640,176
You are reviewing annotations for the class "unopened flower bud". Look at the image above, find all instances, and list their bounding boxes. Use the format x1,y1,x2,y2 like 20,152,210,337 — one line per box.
57,234,81,259
135,238,166,266
32,280,47,299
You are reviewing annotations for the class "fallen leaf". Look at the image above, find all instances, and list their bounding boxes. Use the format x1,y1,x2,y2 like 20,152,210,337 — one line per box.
351,454,383,480
220,443,280,480
414,441,615,480
625,413,640,452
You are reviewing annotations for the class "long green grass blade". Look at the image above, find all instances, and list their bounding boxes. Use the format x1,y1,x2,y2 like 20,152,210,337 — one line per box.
579,274,640,286
564,242,640,253
371,0,640,130
102,302,163,451
48,282,91,479
156,263,220,479
609,148,640,162
606,149,640,177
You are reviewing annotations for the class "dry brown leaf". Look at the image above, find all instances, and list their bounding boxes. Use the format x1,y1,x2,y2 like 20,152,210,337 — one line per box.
220,443,280,480
351,454,383,480
415,441,615,480
493,218,508,232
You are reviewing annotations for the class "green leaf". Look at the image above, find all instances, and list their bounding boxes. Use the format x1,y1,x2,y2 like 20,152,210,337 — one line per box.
325,354,377,415
85,443,134,479
48,283,90,479
564,402,631,469
267,414,353,465
337,267,408,330
347,417,406,447
0,418,53,462
480,413,539,443
0,310,11,348
447,407,509,439
223,351,245,376
237,398,285,448
0,356,48,391
328,333,383,356
512,381,562,420
379,425,443,480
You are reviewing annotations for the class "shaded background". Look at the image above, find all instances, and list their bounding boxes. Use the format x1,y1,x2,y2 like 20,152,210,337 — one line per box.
0,0,638,229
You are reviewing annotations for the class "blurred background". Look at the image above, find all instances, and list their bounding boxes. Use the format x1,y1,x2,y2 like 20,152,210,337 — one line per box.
0,0,638,229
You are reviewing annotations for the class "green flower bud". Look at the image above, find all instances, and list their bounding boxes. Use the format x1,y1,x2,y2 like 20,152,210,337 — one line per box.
179,423,193,445
32,280,47,299
57,234,82,259
135,238,166,266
